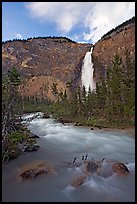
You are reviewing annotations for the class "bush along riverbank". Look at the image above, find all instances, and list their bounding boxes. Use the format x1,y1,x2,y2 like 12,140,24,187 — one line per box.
2,68,39,163
2,123,40,163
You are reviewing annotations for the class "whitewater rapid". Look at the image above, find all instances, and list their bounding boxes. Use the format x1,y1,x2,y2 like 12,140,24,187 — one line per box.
2,113,135,202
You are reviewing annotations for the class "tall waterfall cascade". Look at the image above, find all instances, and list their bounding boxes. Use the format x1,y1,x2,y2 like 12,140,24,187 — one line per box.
81,47,96,93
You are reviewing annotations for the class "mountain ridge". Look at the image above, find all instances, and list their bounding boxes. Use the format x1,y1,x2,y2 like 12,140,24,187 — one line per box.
2,17,135,101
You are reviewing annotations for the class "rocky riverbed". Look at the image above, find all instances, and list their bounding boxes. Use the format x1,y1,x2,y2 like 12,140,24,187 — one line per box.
2,112,135,202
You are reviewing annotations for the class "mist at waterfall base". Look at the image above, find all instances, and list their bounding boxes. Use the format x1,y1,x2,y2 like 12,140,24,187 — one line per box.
2,113,135,202
81,47,96,93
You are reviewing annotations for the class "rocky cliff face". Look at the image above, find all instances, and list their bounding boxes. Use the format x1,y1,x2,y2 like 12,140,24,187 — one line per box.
2,37,91,100
93,17,135,81
2,17,135,101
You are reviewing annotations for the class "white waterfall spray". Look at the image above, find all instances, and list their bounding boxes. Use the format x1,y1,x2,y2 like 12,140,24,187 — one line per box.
81,47,96,93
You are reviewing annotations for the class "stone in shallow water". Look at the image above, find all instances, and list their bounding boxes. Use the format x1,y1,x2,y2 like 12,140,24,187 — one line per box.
112,162,130,176
17,160,55,180
71,174,86,188
24,143,40,152
42,113,51,119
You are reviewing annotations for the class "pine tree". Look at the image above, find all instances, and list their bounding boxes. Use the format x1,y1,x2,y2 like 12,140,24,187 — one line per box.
70,90,78,116
81,85,87,103
2,68,23,132
2,68,23,160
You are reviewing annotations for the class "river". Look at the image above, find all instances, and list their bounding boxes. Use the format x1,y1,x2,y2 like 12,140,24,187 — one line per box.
2,112,135,202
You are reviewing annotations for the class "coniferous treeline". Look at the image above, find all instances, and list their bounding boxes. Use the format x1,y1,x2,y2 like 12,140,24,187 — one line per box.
2,68,39,162
101,16,135,41
2,36,76,44
74,49,135,126
20,49,135,128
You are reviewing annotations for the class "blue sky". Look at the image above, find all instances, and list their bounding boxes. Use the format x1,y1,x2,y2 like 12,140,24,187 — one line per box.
2,2,135,44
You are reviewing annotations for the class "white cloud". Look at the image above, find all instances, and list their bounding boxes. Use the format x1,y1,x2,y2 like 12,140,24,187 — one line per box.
15,33,23,38
83,2,135,43
25,2,135,43
25,2,91,33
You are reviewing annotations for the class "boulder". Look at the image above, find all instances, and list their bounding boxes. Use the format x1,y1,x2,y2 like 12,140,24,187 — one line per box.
17,160,55,180
94,125,102,129
29,132,40,138
20,169,50,179
43,113,51,119
85,161,99,173
112,162,130,176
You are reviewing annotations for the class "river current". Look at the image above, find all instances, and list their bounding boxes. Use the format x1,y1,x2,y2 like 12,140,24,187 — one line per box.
2,112,135,202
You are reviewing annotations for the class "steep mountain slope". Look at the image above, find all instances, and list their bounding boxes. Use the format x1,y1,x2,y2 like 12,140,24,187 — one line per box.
93,17,135,81
2,17,135,101
2,37,91,100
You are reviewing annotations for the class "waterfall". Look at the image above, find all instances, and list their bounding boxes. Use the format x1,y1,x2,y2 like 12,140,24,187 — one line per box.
81,47,96,93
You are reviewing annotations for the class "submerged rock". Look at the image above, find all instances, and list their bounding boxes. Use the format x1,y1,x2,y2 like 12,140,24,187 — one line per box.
20,169,49,179
71,174,86,188
112,162,130,176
